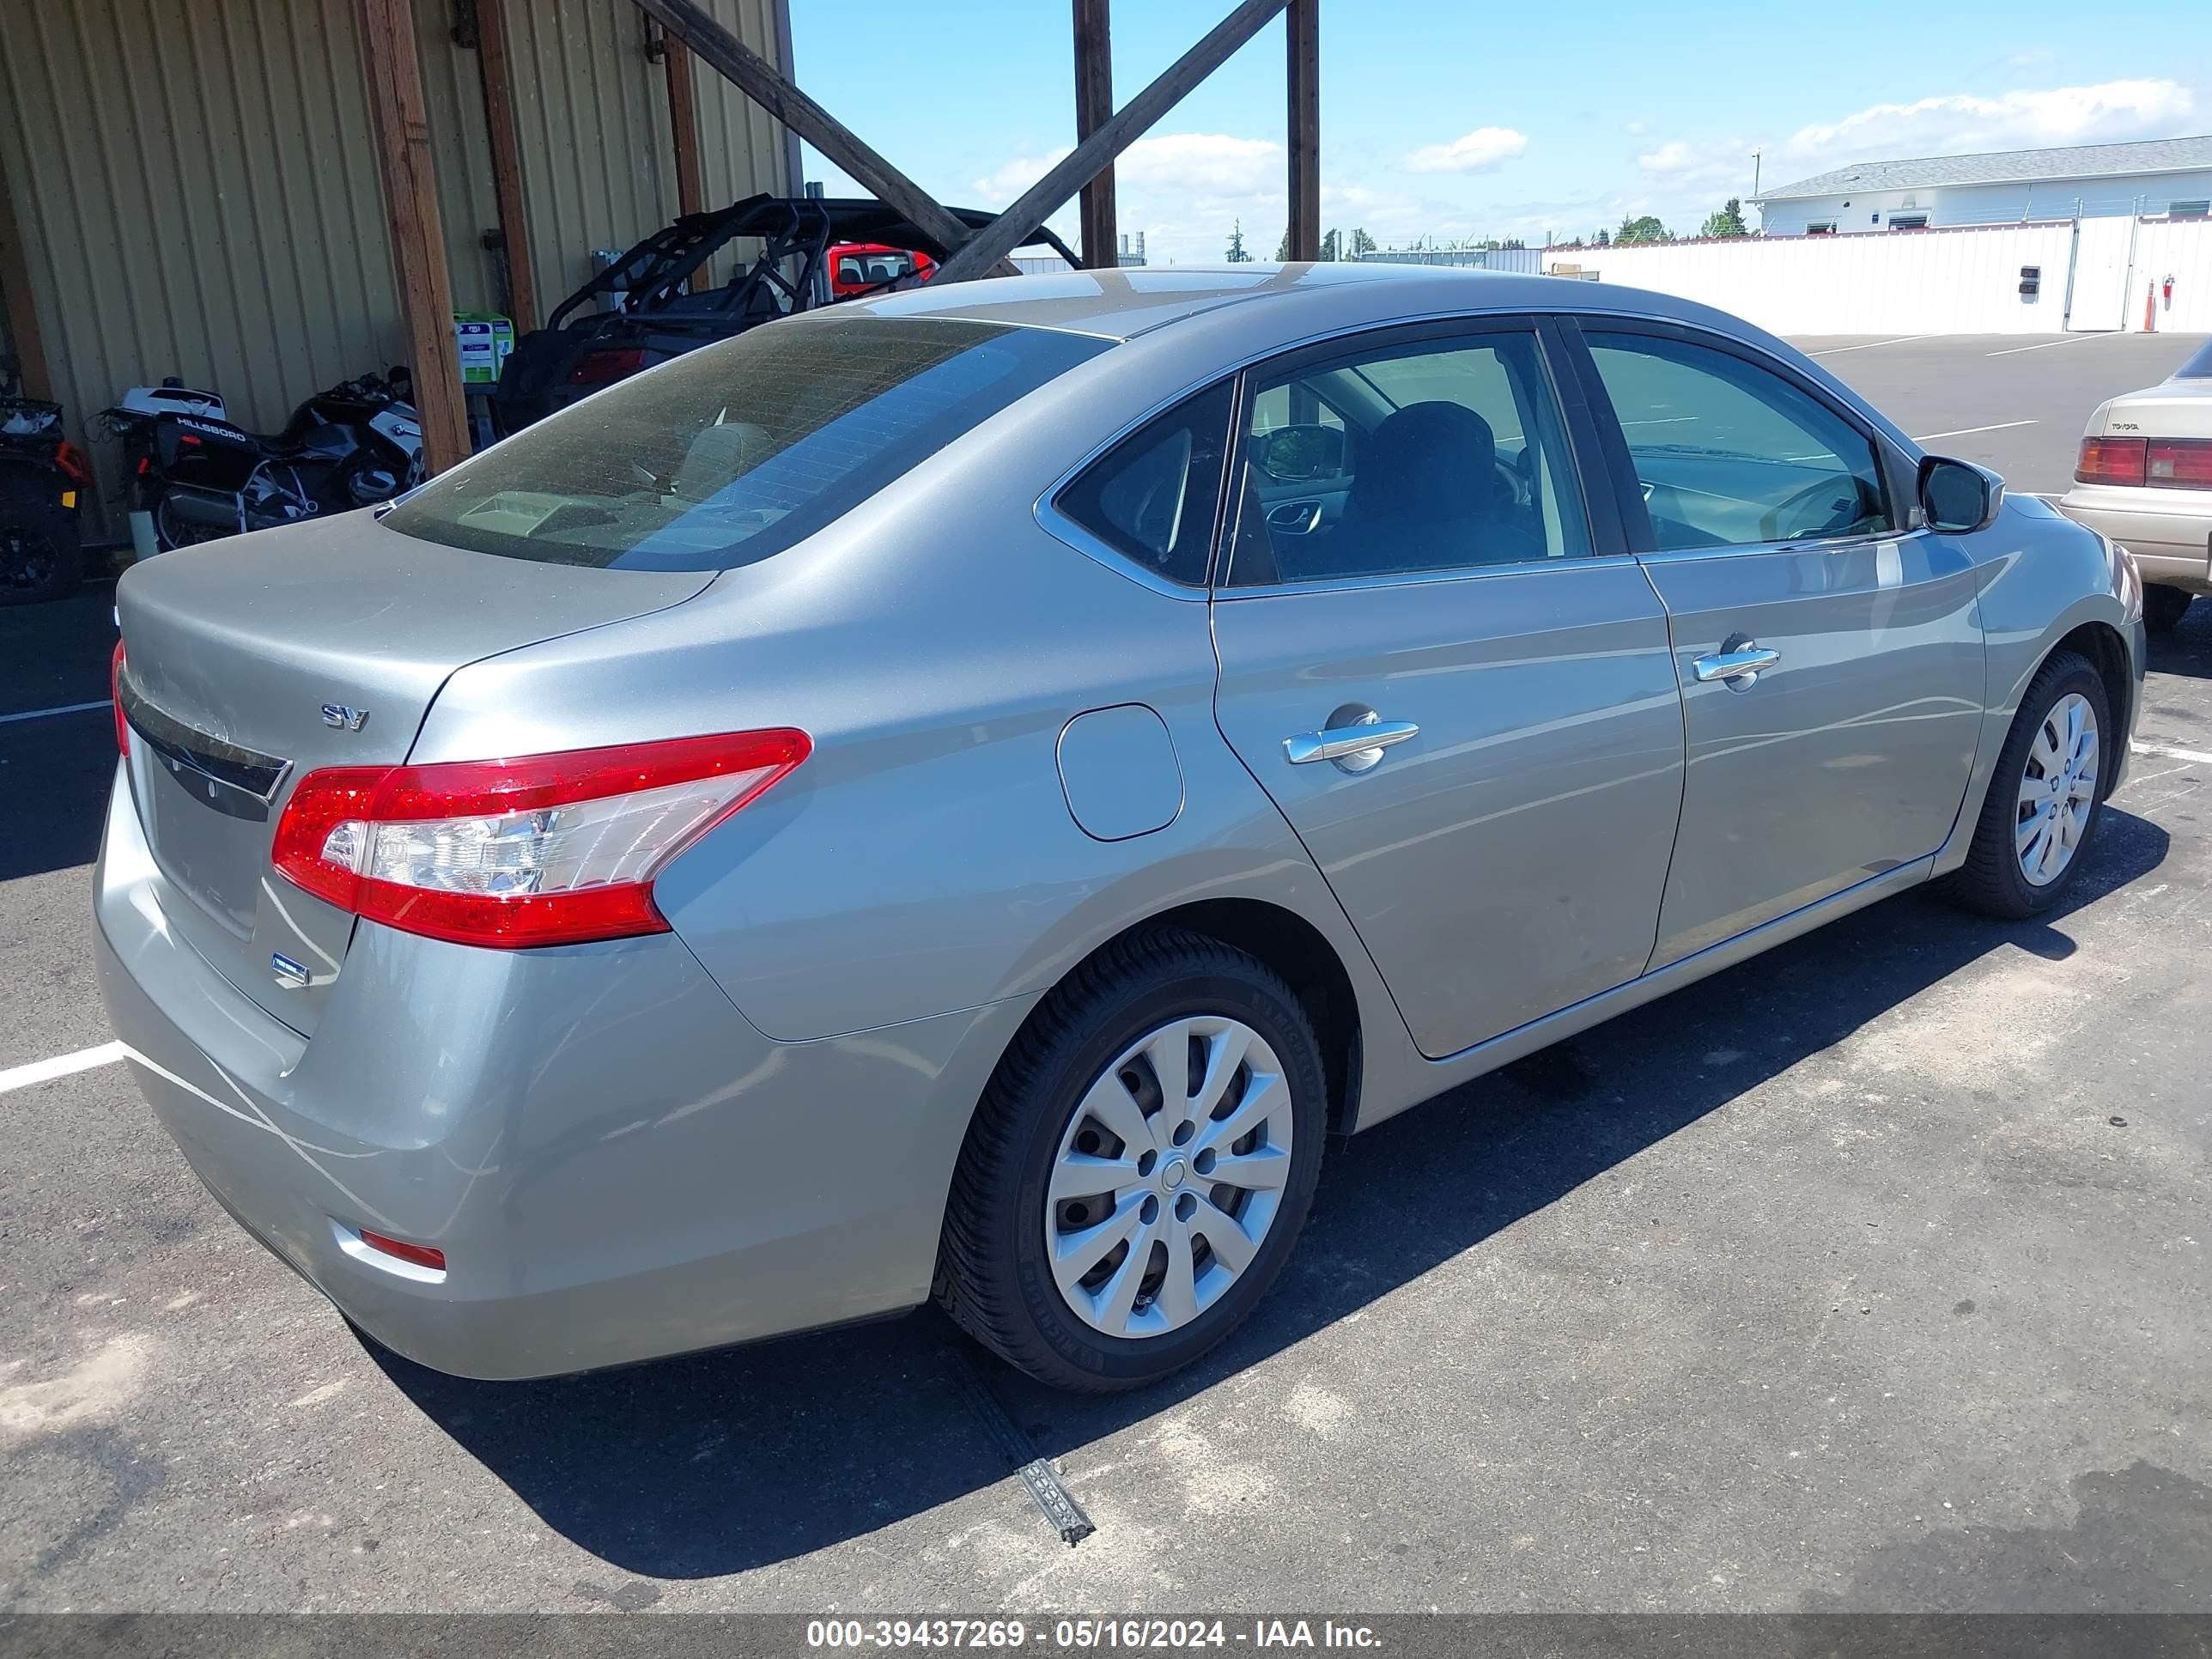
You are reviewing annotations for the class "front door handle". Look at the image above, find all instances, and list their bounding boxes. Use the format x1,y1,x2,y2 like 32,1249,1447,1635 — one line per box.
1692,645,1782,687
1285,718,1419,767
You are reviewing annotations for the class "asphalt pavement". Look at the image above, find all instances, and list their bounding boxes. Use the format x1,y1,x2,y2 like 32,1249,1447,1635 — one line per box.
1,339,2207,1616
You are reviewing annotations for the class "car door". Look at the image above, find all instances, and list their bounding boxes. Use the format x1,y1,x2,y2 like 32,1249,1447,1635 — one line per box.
1564,319,1985,969
1209,317,1687,1060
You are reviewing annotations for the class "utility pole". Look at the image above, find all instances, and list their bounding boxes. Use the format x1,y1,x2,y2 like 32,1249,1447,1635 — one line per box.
1752,149,1761,200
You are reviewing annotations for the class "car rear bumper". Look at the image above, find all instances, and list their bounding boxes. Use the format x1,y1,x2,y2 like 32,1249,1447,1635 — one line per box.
2056,485,2212,594
93,763,1028,1380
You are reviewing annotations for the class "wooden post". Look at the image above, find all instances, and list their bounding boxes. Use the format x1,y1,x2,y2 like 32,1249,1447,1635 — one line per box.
473,0,537,332
1072,0,1117,269
933,0,1290,286
629,0,1012,273
664,35,704,219
359,0,469,473
1285,0,1318,262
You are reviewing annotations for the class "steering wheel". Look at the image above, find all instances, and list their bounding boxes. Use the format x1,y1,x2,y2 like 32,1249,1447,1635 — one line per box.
1495,453,1533,510
1760,477,1863,543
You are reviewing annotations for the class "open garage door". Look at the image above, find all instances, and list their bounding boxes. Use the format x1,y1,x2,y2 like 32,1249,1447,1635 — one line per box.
2067,216,2136,331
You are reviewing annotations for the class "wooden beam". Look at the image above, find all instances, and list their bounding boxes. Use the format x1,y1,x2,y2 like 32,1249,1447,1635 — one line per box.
359,0,469,473
663,35,704,219
0,144,50,400
629,0,1006,274
472,0,537,331
1072,0,1116,269
1285,0,1318,261
934,0,1291,285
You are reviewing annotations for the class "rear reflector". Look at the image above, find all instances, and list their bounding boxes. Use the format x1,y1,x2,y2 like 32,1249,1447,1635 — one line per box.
358,1230,447,1272
2146,437,2212,488
111,642,130,757
567,347,652,386
2076,436,2147,485
271,729,811,948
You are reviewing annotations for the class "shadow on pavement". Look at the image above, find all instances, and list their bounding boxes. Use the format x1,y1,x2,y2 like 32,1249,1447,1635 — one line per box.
0,584,119,882
2143,599,2212,683
371,806,2172,1580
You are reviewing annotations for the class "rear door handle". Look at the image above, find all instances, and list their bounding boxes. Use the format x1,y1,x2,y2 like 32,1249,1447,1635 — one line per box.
1285,720,1419,765
1692,645,1781,687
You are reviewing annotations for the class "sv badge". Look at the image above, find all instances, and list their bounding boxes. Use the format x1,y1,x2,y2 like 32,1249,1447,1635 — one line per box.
321,703,370,732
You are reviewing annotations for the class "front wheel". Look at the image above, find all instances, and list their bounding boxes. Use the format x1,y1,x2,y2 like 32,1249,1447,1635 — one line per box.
937,929,1327,1391
1949,649,2111,918
0,511,81,605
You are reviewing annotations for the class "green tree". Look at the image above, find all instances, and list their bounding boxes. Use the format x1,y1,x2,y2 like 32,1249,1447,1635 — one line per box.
1350,227,1376,255
1274,226,1293,260
1321,228,1341,261
1592,227,1611,247
1698,197,1748,239
1616,213,1670,245
1225,219,1251,262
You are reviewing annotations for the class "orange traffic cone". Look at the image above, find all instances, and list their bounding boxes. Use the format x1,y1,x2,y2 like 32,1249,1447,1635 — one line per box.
2145,283,2158,331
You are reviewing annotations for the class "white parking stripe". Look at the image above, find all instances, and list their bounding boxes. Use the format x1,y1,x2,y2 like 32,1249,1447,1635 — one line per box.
1807,336,1934,356
2131,739,2212,767
1986,336,2099,356
0,1042,126,1095
0,700,108,726
1911,420,2037,442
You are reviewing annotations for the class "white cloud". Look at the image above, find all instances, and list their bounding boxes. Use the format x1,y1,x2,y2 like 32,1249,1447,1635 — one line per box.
1784,78,2196,161
1636,141,1697,175
1404,126,1529,174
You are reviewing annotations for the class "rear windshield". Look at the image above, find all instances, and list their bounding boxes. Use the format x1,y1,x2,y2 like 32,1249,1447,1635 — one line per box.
384,316,1109,569
2173,341,2212,380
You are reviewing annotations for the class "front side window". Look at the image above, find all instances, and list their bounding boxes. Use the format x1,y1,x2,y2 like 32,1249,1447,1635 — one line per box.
386,316,1108,570
1226,327,1592,586
1055,383,1235,586
1583,331,1890,552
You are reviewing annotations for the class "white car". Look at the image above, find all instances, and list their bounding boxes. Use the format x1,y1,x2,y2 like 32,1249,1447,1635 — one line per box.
2060,339,2212,633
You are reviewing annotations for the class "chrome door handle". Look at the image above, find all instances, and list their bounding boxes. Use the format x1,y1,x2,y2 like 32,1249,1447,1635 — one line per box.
1692,645,1782,686
1284,719,1419,766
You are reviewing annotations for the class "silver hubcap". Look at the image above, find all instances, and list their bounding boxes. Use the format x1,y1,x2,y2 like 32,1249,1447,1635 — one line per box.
1044,1016,1293,1340
2016,691,2099,887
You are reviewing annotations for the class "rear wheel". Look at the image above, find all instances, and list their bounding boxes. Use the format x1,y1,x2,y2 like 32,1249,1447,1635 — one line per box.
2142,585,2194,635
0,510,80,605
937,928,1326,1391
1949,649,2110,918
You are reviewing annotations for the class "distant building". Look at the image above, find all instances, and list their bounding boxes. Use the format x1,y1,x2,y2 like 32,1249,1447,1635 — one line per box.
1754,135,2212,236
1009,230,1146,276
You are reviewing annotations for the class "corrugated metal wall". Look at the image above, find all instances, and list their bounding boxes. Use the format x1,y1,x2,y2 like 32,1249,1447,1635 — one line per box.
0,0,790,536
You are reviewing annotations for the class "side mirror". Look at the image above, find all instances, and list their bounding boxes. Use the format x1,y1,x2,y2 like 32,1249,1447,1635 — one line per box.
1918,455,2004,532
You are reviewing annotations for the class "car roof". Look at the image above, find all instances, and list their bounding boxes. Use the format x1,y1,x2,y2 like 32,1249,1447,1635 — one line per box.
848,261,1625,341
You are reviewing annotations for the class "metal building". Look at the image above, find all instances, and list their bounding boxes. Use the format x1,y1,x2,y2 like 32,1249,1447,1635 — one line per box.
0,0,797,535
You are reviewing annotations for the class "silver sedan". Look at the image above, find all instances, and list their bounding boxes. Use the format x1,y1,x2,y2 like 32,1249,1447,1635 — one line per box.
95,264,2144,1391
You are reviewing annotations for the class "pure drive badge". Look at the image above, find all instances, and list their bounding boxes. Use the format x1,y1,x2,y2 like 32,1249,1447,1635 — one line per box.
270,953,310,989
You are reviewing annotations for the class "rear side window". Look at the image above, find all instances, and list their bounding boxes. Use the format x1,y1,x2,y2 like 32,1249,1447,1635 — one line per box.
385,317,1109,570
1055,382,1235,586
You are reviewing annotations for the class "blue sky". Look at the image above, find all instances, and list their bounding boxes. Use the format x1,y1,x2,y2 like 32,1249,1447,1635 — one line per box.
787,0,2209,263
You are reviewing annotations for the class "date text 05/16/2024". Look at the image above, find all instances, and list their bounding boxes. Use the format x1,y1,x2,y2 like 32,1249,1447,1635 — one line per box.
805,1620,1384,1650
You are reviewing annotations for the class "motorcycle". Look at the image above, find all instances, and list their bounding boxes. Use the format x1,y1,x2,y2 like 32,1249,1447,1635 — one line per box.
100,368,423,550
0,359,93,605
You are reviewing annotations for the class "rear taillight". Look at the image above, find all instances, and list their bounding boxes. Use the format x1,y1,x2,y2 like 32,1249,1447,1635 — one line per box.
53,439,93,485
270,729,810,949
358,1230,446,1272
2146,438,2212,488
566,347,651,386
111,642,130,756
2076,436,2147,485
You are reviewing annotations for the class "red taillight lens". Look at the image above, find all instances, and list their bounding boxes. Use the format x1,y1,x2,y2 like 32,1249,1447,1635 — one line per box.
359,1230,446,1272
566,347,651,386
2146,438,2212,488
111,642,130,756
54,440,93,484
270,729,811,949
2076,436,2147,485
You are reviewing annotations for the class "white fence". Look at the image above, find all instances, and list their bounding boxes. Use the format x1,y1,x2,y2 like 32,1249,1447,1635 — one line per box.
1556,216,2212,337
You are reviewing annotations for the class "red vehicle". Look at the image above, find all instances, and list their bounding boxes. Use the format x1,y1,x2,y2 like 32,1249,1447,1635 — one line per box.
829,241,937,298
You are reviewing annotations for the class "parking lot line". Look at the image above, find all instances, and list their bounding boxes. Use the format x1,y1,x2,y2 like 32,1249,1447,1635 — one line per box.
1986,336,2099,356
0,699,109,726
1806,336,1933,356
0,1041,125,1095
1911,420,2038,442
2131,739,2212,767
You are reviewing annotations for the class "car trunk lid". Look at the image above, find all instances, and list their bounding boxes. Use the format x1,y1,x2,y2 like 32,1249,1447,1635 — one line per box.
115,509,714,1037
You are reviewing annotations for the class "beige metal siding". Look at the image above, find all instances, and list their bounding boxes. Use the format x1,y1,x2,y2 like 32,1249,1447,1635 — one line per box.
692,0,796,208
501,0,676,306
0,0,403,534
416,0,503,315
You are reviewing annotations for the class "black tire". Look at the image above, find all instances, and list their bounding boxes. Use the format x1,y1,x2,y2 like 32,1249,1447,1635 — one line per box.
1948,649,2112,919
937,927,1327,1392
0,510,81,606
2142,585,2194,635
